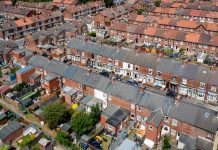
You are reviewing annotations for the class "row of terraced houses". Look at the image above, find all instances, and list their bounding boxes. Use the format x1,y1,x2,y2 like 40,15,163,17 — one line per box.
16,54,218,150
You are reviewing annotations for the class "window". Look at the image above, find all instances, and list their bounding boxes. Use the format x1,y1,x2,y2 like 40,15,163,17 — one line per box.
135,65,139,71
149,125,153,130
157,71,161,76
131,103,135,109
172,119,177,126
182,78,187,85
108,95,112,101
211,86,217,92
128,64,131,69
148,69,153,75
115,60,119,66
200,82,205,89
137,106,141,112
206,133,212,140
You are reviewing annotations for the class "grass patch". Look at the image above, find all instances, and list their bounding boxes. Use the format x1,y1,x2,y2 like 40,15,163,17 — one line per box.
102,135,112,150
127,129,137,141
30,143,40,150
21,92,36,100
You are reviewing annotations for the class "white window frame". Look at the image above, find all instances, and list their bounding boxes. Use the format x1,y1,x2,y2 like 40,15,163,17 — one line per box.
172,119,177,126
149,125,153,130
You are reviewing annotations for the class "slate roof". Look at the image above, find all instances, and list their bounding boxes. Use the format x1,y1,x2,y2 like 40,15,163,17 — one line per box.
146,109,164,127
0,120,23,140
196,137,214,150
171,100,218,133
28,55,218,133
67,38,218,86
106,105,130,127
179,133,214,150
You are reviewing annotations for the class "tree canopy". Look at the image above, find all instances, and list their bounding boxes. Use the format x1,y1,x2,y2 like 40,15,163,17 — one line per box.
71,111,93,136
90,104,101,125
43,102,70,129
56,131,80,150
154,0,161,7
104,0,113,8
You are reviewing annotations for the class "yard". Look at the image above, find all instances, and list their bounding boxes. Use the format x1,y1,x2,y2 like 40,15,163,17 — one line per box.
20,92,36,100
127,129,137,141
101,135,112,150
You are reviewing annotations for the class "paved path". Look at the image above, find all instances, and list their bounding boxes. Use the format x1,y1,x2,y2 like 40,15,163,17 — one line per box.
0,98,56,137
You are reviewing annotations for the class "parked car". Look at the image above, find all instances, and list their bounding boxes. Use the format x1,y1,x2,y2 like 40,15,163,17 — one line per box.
166,90,177,97
99,70,110,77
127,79,138,87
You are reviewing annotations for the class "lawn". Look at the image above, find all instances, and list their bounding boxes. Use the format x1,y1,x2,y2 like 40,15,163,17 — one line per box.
102,135,112,150
20,92,36,100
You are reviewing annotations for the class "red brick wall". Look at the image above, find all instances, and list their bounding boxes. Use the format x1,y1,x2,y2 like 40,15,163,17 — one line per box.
3,126,23,143
43,77,60,94
16,68,35,83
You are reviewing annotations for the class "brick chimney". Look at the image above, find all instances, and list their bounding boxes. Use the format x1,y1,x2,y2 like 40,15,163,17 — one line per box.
112,76,116,84
86,68,92,75
210,64,216,71
139,85,144,93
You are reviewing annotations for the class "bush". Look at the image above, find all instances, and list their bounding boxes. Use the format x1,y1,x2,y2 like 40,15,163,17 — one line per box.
12,82,27,92
43,102,70,129
154,0,161,7
0,144,11,150
56,132,80,150
88,32,96,37
18,134,35,148
162,135,171,150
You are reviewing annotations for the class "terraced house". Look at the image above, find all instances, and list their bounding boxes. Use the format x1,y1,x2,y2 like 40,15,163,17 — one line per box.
0,11,64,40
109,22,218,55
63,1,105,20
146,7,218,23
67,38,218,105
127,14,218,36
26,55,218,149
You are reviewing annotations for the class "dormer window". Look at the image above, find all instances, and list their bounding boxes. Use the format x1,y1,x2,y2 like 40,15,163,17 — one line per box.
200,82,205,89
148,69,153,75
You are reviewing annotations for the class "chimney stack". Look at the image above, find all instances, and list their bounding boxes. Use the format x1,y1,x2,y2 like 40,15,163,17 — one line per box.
87,68,92,75
139,85,144,93
210,64,216,71
112,76,116,84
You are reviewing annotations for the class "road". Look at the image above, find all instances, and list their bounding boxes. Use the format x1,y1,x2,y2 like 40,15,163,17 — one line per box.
0,98,56,137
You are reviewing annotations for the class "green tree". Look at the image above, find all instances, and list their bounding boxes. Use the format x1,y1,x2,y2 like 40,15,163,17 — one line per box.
154,0,161,7
104,0,113,8
88,32,96,37
43,102,70,129
137,9,143,15
12,82,27,92
90,104,101,125
56,131,71,146
56,132,80,150
0,144,11,150
71,111,93,136
162,135,171,150
11,0,17,6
